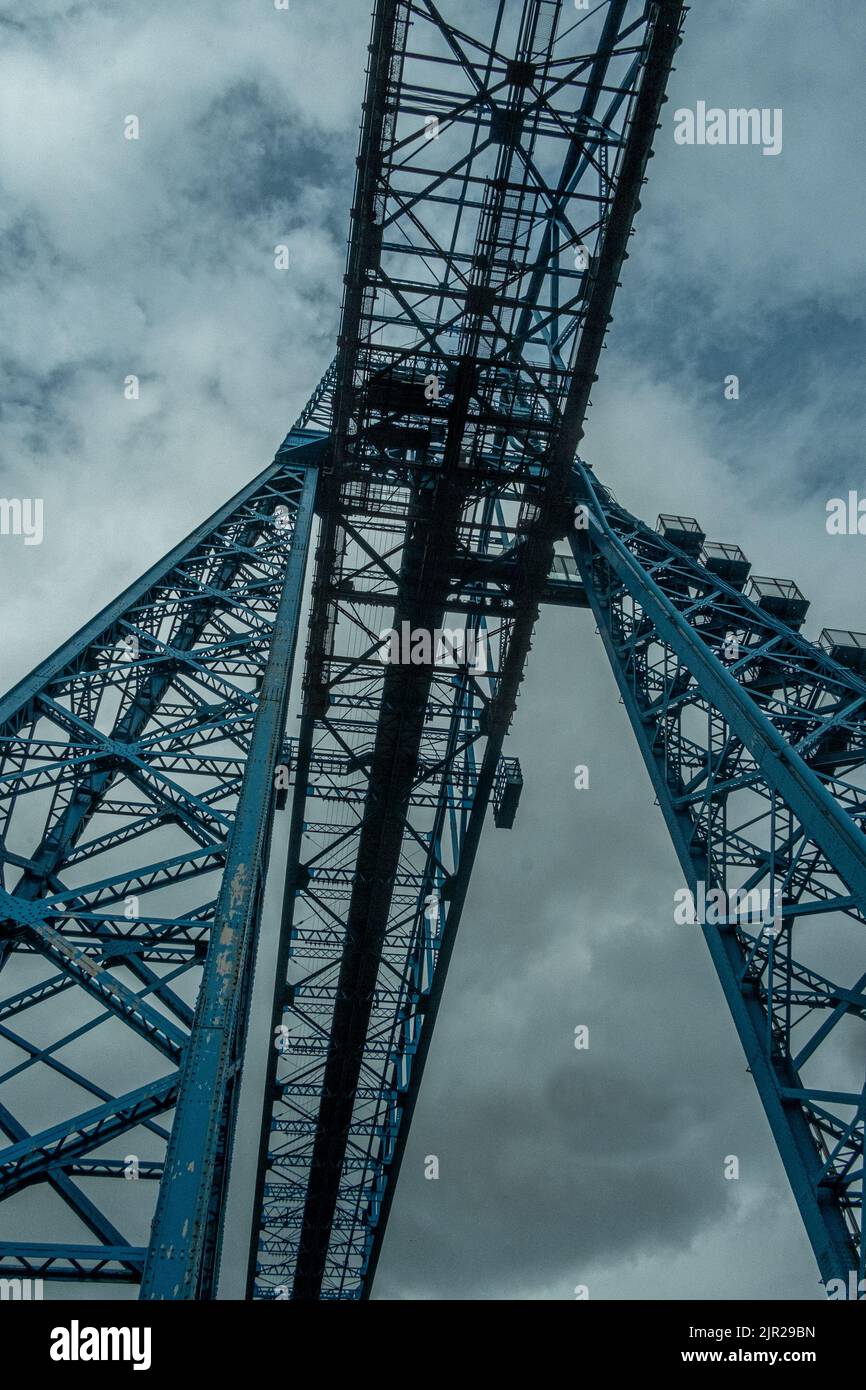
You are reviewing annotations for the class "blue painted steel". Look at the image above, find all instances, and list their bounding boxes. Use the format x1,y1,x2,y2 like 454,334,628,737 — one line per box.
0,1243,148,1283
139,464,318,1299
570,460,865,1289
246,0,686,1300
18,0,859,1305
0,369,333,1293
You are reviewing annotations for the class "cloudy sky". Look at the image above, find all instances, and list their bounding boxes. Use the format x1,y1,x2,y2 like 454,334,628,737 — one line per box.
1,0,864,1301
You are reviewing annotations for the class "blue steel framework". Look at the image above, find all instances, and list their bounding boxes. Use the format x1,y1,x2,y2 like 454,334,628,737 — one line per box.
246,0,686,1300
0,375,331,1292
0,0,861,1304
571,468,866,1290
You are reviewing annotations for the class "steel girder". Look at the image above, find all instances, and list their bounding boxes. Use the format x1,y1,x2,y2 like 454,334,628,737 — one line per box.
247,0,686,1300
0,373,332,1297
571,461,866,1294
0,0,689,1300
7,0,854,1306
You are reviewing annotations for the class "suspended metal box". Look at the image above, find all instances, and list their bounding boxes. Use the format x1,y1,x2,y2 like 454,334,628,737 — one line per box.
700,540,751,590
656,513,706,557
745,575,810,630
493,756,523,829
818,628,866,675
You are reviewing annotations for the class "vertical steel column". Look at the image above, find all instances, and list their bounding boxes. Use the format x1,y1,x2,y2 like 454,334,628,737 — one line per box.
140,463,318,1299
570,465,865,1288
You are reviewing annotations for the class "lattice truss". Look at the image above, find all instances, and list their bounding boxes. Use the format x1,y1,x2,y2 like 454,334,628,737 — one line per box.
573,464,866,1284
252,472,527,1299
0,369,331,1287
0,0,691,1300
337,0,665,450
251,0,686,1299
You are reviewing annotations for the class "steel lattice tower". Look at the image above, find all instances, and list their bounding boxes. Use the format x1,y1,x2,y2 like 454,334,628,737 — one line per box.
0,0,863,1303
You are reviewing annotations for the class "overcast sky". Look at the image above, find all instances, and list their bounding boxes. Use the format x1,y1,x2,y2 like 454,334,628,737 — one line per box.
1,0,864,1301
